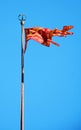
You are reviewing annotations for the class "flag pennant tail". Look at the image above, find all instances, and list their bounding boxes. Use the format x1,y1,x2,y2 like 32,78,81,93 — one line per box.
63,25,74,31
51,41,60,46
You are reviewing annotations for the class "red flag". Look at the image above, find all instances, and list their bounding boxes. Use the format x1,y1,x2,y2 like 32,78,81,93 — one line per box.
24,26,73,52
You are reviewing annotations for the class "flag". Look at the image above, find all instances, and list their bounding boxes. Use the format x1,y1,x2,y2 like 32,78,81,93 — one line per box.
24,26,73,52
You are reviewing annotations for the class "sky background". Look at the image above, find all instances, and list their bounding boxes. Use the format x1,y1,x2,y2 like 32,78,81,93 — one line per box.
0,0,81,130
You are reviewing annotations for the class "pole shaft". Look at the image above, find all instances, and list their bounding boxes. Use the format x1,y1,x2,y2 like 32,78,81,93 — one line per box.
21,19,25,130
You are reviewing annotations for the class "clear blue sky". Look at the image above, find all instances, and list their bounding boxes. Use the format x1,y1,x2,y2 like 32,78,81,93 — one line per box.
0,0,81,130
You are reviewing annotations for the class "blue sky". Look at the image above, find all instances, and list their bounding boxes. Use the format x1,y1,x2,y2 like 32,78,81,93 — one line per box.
0,0,81,130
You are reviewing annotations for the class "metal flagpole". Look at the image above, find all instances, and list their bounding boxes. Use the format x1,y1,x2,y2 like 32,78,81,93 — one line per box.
18,14,26,130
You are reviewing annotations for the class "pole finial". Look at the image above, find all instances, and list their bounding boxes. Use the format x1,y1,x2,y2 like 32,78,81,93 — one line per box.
18,14,26,25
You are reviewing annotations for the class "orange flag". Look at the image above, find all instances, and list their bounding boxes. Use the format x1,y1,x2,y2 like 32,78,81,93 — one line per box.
24,26,73,51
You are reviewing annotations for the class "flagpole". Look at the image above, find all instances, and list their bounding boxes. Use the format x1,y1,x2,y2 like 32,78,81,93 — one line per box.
18,14,26,130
